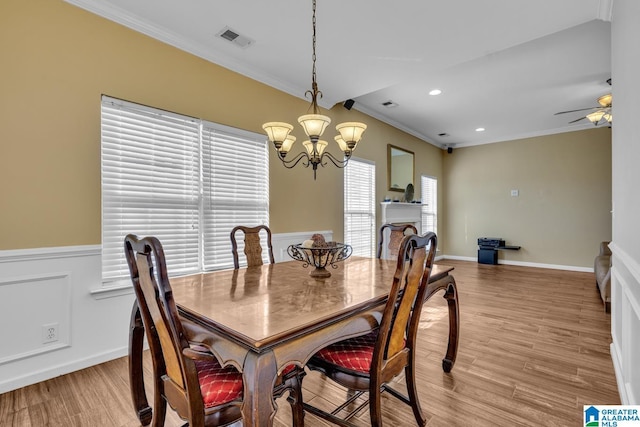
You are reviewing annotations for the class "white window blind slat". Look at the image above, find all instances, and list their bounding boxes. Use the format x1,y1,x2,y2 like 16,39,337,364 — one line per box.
421,175,438,235
344,158,375,258
201,122,269,271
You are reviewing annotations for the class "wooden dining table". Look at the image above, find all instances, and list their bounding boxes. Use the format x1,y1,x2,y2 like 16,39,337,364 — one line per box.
128,256,459,426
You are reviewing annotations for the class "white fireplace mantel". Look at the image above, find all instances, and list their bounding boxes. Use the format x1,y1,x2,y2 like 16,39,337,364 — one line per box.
380,202,422,227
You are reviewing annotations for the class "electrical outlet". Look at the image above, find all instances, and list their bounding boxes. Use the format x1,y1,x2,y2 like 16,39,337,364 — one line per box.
42,323,59,344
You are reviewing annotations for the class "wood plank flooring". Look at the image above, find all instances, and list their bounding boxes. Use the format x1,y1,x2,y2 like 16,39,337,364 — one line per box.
0,260,620,426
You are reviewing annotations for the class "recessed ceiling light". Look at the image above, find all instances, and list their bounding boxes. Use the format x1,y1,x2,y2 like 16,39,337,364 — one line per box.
475,127,485,132
429,89,442,96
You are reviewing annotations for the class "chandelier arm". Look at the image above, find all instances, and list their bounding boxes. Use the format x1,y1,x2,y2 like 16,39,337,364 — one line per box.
279,152,311,169
321,151,349,168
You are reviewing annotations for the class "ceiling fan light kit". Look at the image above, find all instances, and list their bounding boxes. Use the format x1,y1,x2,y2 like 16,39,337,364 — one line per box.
597,93,612,107
587,93,612,125
586,110,612,125
555,91,612,126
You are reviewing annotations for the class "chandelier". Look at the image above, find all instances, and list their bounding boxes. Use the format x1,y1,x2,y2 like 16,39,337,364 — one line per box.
262,0,366,180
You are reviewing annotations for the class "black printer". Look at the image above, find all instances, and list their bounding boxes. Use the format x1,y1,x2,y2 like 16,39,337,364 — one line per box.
477,238,505,248
477,237,520,264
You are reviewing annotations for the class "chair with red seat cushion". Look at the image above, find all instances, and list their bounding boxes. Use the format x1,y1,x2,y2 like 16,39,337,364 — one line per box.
303,232,438,427
194,358,243,409
125,234,304,427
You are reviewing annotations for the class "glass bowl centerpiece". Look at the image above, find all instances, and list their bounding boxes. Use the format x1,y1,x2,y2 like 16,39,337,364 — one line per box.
287,234,352,278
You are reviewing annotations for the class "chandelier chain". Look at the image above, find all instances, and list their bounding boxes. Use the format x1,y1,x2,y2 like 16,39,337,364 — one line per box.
312,0,317,86
307,0,321,114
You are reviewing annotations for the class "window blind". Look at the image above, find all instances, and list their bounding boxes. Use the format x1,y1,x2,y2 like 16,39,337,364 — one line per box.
344,158,376,257
202,122,269,270
421,175,438,235
101,96,268,283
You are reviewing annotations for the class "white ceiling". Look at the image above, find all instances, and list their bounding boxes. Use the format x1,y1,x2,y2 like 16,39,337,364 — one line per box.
66,0,613,148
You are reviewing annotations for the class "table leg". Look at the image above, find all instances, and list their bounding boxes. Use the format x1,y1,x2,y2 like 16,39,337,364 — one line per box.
441,277,459,373
424,274,460,373
241,351,279,427
129,301,153,425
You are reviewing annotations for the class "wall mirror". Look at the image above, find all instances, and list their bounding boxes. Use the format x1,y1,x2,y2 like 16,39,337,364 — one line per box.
387,144,414,192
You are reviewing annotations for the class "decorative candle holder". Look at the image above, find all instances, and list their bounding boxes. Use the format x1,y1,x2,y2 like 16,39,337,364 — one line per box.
287,243,353,278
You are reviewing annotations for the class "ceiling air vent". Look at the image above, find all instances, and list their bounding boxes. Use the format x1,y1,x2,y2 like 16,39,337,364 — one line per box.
382,100,399,108
217,26,254,48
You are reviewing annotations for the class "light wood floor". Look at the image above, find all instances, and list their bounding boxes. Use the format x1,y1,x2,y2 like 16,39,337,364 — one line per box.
0,260,620,426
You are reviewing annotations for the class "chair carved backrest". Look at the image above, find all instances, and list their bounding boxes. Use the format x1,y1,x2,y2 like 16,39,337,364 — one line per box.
230,225,275,269
375,232,437,377
377,223,418,259
124,235,209,421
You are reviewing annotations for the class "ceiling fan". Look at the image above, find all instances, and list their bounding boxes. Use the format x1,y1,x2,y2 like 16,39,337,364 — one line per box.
554,79,612,126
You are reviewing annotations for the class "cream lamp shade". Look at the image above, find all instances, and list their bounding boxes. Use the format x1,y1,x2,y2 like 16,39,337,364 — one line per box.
298,114,331,139
303,140,328,157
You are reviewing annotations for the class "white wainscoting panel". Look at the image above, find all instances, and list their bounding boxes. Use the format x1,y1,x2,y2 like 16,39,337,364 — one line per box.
0,272,71,364
609,242,640,404
0,245,135,393
271,230,333,263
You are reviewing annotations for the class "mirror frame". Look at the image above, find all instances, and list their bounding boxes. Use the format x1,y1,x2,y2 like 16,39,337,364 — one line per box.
387,144,415,192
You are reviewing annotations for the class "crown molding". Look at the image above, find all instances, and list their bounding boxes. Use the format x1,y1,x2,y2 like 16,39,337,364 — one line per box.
597,0,614,22
351,103,440,147
63,0,318,106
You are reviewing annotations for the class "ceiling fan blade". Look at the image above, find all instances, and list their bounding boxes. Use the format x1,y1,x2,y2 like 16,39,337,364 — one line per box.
568,116,588,124
554,106,600,115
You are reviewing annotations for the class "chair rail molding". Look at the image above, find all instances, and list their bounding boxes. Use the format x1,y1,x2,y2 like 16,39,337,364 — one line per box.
0,244,101,263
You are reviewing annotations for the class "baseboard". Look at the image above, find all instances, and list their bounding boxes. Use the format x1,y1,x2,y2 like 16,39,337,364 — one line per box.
610,342,631,404
0,346,129,394
442,255,476,262
441,255,593,272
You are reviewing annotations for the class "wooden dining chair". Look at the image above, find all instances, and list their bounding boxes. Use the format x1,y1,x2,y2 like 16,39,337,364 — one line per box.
377,223,418,259
230,225,275,269
302,232,438,427
125,234,304,427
